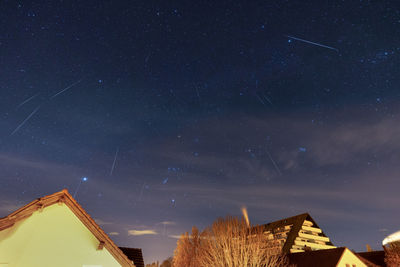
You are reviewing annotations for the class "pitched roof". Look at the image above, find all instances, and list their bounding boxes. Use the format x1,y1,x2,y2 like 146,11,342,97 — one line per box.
261,213,334,253
288,247,346,267
119,247,145,267
0,189,135,267
356,251,386,267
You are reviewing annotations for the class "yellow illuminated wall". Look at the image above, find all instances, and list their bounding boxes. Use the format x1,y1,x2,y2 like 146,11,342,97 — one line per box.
0,203,122,267
337,248,367,267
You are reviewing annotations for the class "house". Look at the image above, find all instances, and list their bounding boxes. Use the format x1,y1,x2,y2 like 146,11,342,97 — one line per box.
356,251,386,267
119,247,145,267
0,189,136,267
261,213,335,253
288,247,368,267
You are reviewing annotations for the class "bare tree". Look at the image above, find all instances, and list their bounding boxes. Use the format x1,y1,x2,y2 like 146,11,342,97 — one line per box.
173,216,289,267
173,226,202,267
160,257,173,267
145,262,159,267
385,243,400,267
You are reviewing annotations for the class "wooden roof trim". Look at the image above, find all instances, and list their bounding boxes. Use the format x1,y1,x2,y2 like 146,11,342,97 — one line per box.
0,189,135,267
61,190,135,267
0,193,61,229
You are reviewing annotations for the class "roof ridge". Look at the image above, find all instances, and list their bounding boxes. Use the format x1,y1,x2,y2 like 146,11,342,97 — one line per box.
336,247,348,266
262,212,310,225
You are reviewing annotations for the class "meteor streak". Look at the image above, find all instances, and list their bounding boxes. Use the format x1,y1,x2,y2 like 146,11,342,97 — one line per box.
266,149,282,176
286,35,339,52
51,79,82,99
110,147,119,176
16,93,40,109
11,105,41,135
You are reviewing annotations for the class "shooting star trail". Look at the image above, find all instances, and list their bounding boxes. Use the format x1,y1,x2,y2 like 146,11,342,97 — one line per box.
50,79,82,99
286,35,339,52
110,147,119,176
266,150,282,176
262,93,273,105
195,87,201,102
138,182,146,201
256,92,273,106
10,105,41,136
16,93,40,109
73,177,88,199
256,94,267,106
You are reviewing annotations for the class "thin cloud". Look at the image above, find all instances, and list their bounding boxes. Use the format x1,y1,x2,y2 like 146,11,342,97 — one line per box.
158,221,176,226
95,219,113,225
0,153,76,174
0,201,21,216
168,234,182,239
128,229,158,236
108,232,120,236
156,175,400,225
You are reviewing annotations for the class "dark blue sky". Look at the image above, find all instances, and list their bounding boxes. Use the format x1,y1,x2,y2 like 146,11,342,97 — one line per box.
1,0,400,263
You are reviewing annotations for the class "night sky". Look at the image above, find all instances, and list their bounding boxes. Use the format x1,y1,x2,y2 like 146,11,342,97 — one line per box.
1,0,400,263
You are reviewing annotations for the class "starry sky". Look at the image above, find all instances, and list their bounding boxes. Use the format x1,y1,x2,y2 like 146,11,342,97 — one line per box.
1,0,400,263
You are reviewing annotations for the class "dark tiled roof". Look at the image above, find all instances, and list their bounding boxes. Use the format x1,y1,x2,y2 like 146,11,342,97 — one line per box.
261,213,334,253
119,247,145,267
356,251,386,267
288,247,346,267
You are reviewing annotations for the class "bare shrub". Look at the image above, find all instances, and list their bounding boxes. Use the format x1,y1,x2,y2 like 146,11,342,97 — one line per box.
173,216,289,267
160,257,173,267
173,226,202,267
385,242,400,267
145,262,159,267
